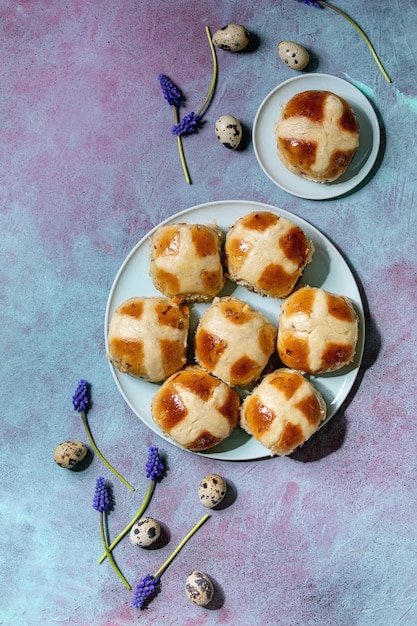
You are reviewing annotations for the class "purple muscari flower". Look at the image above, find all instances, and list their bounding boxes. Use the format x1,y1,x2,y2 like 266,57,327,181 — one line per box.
295,0,320,7
172,112,203,136
72,379,89,413
93,476,111,512
145,446,165,481
158,73,183,107
132,574,161,609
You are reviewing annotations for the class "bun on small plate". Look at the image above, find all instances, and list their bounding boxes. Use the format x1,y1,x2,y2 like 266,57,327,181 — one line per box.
275,90,360,183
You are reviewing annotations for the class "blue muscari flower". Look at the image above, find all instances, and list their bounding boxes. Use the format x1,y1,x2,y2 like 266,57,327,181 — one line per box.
158,73,183,107
93,476,111,512
296,0,320,5
72,379,89,413
145,446,165,481
172,112,203,136
132,574,161,609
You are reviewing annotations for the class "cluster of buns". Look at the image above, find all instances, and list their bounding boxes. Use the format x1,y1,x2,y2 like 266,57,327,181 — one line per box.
107,211,359,456
275,90,360,183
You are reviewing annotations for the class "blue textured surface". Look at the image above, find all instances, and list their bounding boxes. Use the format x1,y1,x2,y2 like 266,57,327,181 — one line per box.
1,1,417,624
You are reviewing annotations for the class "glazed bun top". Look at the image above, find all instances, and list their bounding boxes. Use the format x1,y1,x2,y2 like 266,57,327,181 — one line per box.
107,296,189,382
239,368,327,456
275,90,360,183
151,366,240,451
277,286,359,374
149,222,225,303
194,296,277,387
224,211,314,298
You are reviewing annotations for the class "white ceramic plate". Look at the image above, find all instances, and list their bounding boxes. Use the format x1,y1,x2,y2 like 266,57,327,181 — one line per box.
252,74,380,200
105,200,365,461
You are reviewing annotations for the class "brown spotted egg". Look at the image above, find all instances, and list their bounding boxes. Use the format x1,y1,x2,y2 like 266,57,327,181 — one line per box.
129,517,161,547
212,24,250,52
215,115,242,150
199,474,227,508
185,570,214,606
277,41,309,70
53,441,88,469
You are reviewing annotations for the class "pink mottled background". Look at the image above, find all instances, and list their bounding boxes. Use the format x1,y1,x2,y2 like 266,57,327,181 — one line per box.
1,1,417,625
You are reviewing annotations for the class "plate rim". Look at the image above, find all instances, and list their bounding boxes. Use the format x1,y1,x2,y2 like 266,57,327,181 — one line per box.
252,73,381,200
105,199,365,461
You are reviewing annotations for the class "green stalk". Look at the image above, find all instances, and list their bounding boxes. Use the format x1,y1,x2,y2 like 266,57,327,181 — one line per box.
80,411,135,492
153,514,211,579
98,480,155,564
100,512,131,590
318,1,391,83
196,26,218,117
173,106,192,184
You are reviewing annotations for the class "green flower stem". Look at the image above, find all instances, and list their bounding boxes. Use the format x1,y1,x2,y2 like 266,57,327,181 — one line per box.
196,26,218,117
98,479,155,564
100,512,131,590
173,106,192,184
80,410,135,492
319,1,391,83
153,514,211,580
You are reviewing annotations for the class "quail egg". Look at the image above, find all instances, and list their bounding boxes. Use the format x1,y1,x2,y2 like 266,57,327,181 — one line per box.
215,115,242,150
199,474,227,508
129,517,162,547
212,24,250,52
277,41,309,70
185,570,214,606
53,441,88,469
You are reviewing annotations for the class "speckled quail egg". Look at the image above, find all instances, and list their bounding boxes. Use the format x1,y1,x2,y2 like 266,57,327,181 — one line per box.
277,41,310,70
198,474,227,508
185,570,214,606
212,24,250,52
129,517,161,547
53,441,88,469
215,115,242,150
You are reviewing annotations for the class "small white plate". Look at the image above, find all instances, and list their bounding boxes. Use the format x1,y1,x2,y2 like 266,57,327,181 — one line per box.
252,73,380,200
105,200,365,461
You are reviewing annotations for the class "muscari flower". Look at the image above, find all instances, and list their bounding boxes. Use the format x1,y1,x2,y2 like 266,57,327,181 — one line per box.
132,513,211,610
146,445,165,480
159,74,183,107
295,0,391,83
132,573,161,609
72,379,135,492
93,477,131,590
158,25,218,184
98,445,165,564
172,112,203,136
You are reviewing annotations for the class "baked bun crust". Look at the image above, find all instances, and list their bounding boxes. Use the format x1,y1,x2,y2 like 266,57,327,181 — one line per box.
275,90,360,183
107,297,189,382
149,222,225,303
239,368,327,456
151,366,240,451
277,286,358,374
194,296,277,387
224,211,314,298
